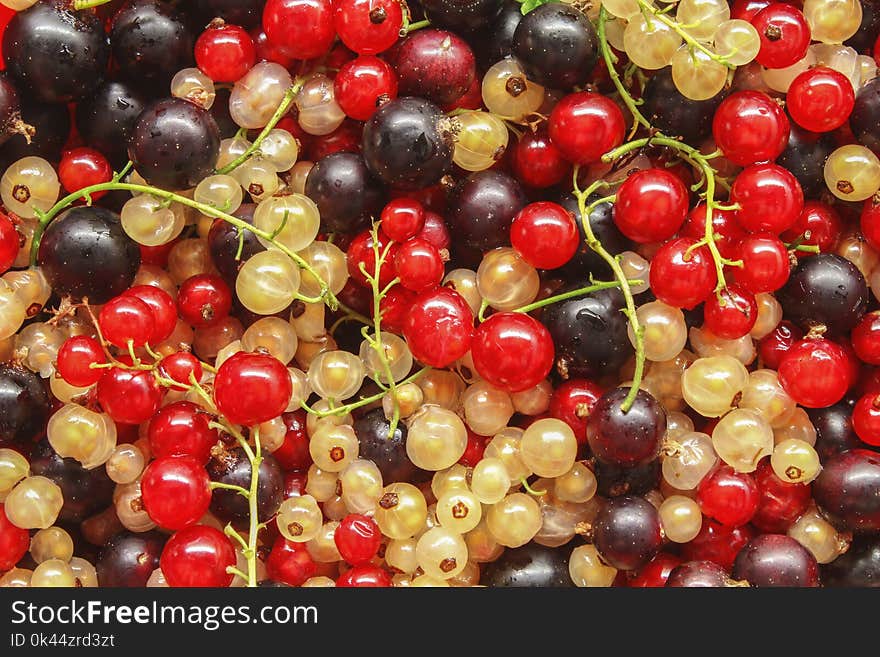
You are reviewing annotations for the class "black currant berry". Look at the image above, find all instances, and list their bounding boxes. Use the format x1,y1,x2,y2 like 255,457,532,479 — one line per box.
473,0,523,70
808,402,866,462
76,80,148,169
353,408,422,484
0,96,71,171
594,459,661,498
777,123,836,199
38,206,140,304
731,534,820,587
512,3,598,90
813,449,880,533
97,531,167,588
419,0,503,32
481,543,573,587
361,97,454,190
0,72,27,148
593,495,663,571
393,29,476,106
192,0,264,28
822,536,880,587
2,0,109,104
304,152,385,235
557,193,633,280
447,170,527,251
207,447,284,522
641,68,721,145
587,387,666,468
0,363,49,447
128,97,221,190
208,204,265,287
665,560,730,587
851,77,880,156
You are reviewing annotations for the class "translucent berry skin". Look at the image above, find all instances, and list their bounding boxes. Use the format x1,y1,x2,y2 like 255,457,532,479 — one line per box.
862,198,880,252
782,201,841,258
649,238,716,309
0,504,29,571
377,286,416,335
758,321,802,370
99,295,155,349
628,553,682,588
778,338,850,409
403,287,474,368
511,130,569,190
0,213,17,275
123,285,177,345
148,401,218,464
336,564,392,587
160,525,235,587
732,534,819,587
510,202,579,270
548,92,625,166
734,233,790,294
393,29,476,106
549,378,603,443
751,3,812,70
177,274,232,329
682,520,754,570
703,284,758,339
680,204,745,261
195,23,256,83
586,387,666,468
335,514,382,565
57,336,106,387
158,352,204,389
347,228,398,288
262,0,335,60
393,238,444,293
712,91,790,166
787,67,855,133
814,449,880,532
266,536,317,586
96,367,163,425
613,169,689,244
853,312,880,365
471,312,555,393
731,164,804,234
58,147,112,198
141,456,212,531
334,55,399,122
853,394,880,447
213,352,292,426
750,459,812,533
333,0,402,55
697,465,759,527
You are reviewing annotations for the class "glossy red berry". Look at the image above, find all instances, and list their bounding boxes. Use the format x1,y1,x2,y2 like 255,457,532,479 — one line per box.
734,232,790,294
0,212,17,274
148,401,218,463
334,55,398,122
751,3,812,70
195,23,256,83
782,201,842,258
377,286,416,335
336,564,391,587
271,410,312,471
459,429,486,467
335,513,382,565
262,0,335,60
548,91,625,165
99,295,155,348
731,163,803,234
393,29,476,106
680,204,746,261
0,504,29,570
57,335,106,387
403,287,474,368
416,211,451,251
160,525,235,587
649,237,716,309
511,129,569,189
853,312,880,366
213,352,292,426
627,553,682,588
614,168,689,244
853,393,880,447
861,197,880,252
758,320,802,370
750,459,812,533
712,91,789,166
703,284,758,339
380,198,424,243
96,367,163,425
787,66,855,133
697,465,759,527
680,520,754,570
394,238,444,293
266,536,317,586
471,312,554,393
139,240,177,268
177,274,232,329
549,378,603,444
123,285,177,344
778,337,851,408
347,229,398,288
731,0,772,21
251,28,295,68
141,455,211,530
333,0,402,55
158,351,204,389
57,147,112,198
510,202,579,270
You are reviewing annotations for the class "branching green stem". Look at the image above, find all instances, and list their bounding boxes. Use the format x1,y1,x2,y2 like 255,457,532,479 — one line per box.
512,279,644,315
597,7,651,135
634,0,736,69
301,366,430,418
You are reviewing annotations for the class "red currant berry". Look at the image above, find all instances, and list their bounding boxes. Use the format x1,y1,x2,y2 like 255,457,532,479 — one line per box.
861,197,880,252
731,0,772,21
471,312,554,393
680,519,755,570
734,232,790,293
251,28,295,68
680,204,746,261
403,287,474,368
758,320,802,370
782,201,842,258
213,352,292,426
58,147,112,198
271,410,312,471
160,525,235,587
177,274,232,329
416,211,451,251
336,564,391,587
627,553,681,588
750,459,812,533
394,238,444,293
380,198,424,243
96,367,163,424
510,202,579,270
99,295,155,349
333,0,402,55
335,513,382,565
57,335,106,387
731,163,803,234
0,212,17,274
712,91,789,166
148,401,218,463
548,91,625,165
778,337,851,408
511,129,569,189
195,23,256,83
141,455,211,530
123,285,177,345
0,504,29,570
158,351,204,389
458,429,486,467
262,0,335,60
751,3,812,70
649,237,717,309
139,240,177,268
549,378,603,444
266,536,317,586
334,55,398,121
787,66,855,133
853,393,880,447
703,284,758,339
697,465,759,527
347,229,398,288
614,168,689,244
377,286,416,335
854,312,880,365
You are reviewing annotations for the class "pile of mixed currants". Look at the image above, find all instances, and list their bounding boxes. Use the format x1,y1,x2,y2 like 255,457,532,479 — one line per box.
0,0,878,589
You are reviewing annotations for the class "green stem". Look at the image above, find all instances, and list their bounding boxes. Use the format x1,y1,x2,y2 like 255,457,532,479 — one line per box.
406,19,431,33
210,481,250,496
520,478,547,496
634,0,736,69
513,279,643,314
302,366,430,418
597,7,651,134
73,0,113,8
215,82,302,175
